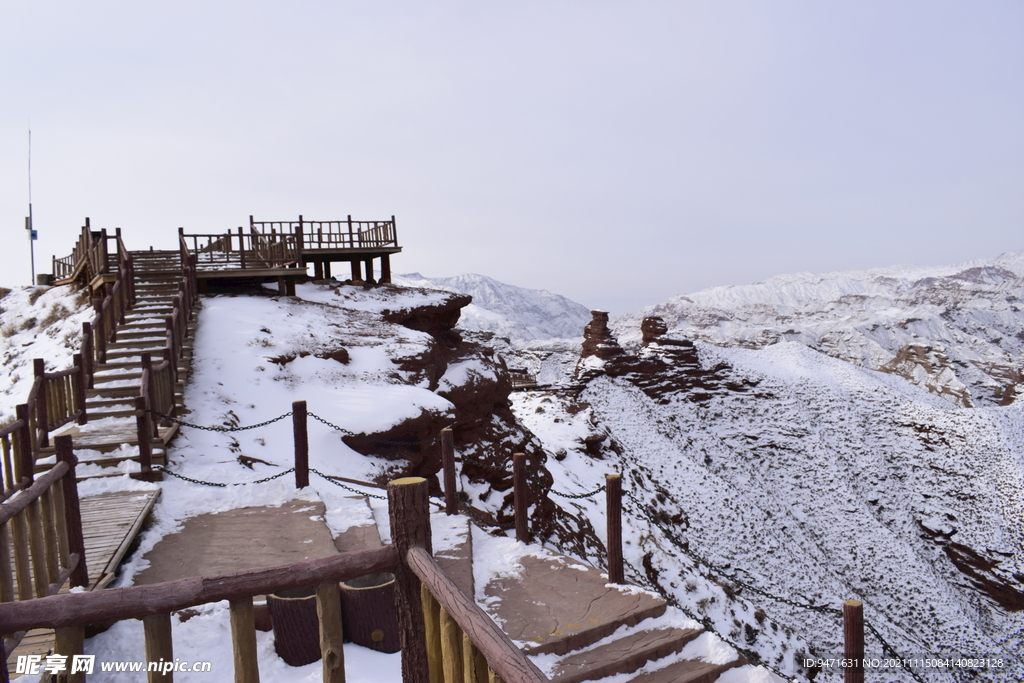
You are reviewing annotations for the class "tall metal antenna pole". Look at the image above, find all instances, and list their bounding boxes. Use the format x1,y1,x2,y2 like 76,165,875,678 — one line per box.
26,127,36,285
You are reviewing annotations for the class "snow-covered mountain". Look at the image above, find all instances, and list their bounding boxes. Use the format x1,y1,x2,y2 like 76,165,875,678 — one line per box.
392,272,591,342
513,310,1024,682
612,252,1024,408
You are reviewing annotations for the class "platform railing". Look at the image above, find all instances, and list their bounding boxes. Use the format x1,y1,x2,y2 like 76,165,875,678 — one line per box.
250,215,399,251
0,436,87,662
0,477,545,683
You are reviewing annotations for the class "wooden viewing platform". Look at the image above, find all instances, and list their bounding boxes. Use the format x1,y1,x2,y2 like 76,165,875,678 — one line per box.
179,215,402,294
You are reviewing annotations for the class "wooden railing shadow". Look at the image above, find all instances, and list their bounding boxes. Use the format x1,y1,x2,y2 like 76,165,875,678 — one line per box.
0,477,547,683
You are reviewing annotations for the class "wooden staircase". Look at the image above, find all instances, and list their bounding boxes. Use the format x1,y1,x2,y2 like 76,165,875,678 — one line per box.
42,250,197,475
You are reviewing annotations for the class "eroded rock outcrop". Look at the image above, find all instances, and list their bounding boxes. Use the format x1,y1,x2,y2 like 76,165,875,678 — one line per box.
880,344,974,408
576,312,758,403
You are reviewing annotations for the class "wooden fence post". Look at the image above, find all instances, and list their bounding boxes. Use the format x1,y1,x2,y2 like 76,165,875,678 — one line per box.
317,581,345,683
15,404,33,484
34,359,49,448
133,395,159,482
441,428,457,516
605,473,624,584
81,322,94,389
55,436,87,588
843,599,864,683
513,453,528,544
388,477,432,683
293,401,309,489
143,612,173,682
73,353,88,425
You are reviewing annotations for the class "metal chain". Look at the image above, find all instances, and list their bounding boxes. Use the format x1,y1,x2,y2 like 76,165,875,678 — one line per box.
549,484,606,499
150,410,292,432
307,412,355,436
864,620,927,683
156,465,295,487
309,468,387,500
622,557,798,683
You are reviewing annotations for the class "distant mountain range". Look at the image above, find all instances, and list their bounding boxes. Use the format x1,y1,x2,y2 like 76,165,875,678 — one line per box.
613,252,1024,407
392,273,592,342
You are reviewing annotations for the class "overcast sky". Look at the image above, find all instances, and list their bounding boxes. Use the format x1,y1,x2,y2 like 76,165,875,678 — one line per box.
2,2,1021,313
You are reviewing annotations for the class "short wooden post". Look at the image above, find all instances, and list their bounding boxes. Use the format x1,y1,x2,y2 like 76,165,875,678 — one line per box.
293,400,309,489
350,259,362,282
605,474,624,584
54,626,86,683
380,254,392,284
314,261,324,280
323,260,332,279
15,404,33,484
316,581,345,683
843,599,864,683
81,322,94,388
388,477,432,683
34,359,49,448
73,353,87,425
230,597,260,683
56,436,88,588
132,395,159,482
143,612,174,682
238,227,247,269
421,584,443,683
441,428,457,515
440,608,464,683
513,453,528,543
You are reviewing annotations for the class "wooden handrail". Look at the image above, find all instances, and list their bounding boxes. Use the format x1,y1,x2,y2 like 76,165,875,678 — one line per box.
408,546,548,683
0,461,70,527
0,545,398,633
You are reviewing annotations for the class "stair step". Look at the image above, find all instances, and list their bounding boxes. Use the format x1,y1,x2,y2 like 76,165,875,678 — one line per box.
88,382,186,399
621,655,745,683
550,627,703,683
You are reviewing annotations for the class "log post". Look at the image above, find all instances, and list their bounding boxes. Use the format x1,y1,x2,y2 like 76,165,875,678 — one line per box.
380,254,392,284
316,581,345,683
441,428,457,515
513,453,528,544
293,400,309,489
56,436,87,588
230,597,260,683
143,612,174,682
421,584,443,683
238,227,247,269
73,354,87,425
440,607,464,683
843,599,864,683
388,477,432,683
132,395,159,482
81,322,94,388
605,474,624,584
55,625,85,683
15,404,33,484
350,259,362,282
34,359,49,448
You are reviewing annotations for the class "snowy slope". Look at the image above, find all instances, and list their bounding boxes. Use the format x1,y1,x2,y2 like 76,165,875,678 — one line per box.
612,252,1024,407
393,272,592,341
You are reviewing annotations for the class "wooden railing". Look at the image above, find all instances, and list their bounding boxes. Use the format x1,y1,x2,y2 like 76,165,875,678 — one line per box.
179,228,301,269
0,477,546,683
0,436,87,660
250,215,399,251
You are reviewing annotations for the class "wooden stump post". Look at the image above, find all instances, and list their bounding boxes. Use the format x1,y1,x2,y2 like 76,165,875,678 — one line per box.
230,597,260,683
143,612,173,682
15,404,33,484
73,353,87,425
605,474,624,584
135,395,154,474
81,322,94,388
56,436,87,588
293,400,309,489
316,581,345,683
441,428,457,515
843,599,864,683
34,359,49,448
513,453,528,544
388,477,432,683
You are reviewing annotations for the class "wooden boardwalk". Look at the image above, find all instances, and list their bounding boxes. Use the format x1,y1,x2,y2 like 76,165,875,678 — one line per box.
7,490,160,675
